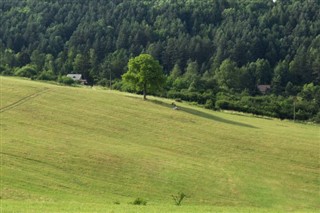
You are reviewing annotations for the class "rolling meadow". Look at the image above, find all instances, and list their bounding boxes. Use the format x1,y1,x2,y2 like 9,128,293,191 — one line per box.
1,77,319,212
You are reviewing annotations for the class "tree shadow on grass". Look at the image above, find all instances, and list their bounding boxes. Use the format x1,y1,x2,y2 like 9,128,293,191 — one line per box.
150,99,258,129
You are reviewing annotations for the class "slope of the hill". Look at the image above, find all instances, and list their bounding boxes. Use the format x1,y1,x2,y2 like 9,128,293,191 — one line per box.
1,77,319,212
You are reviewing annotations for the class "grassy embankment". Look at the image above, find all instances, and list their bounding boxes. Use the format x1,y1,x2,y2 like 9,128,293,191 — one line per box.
1,77,319,212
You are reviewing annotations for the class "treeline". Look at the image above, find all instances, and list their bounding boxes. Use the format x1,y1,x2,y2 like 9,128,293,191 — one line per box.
0,0,319,122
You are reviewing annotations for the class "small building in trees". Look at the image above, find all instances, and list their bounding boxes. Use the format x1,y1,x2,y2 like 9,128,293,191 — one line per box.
67,74,87,85
257,85,271,94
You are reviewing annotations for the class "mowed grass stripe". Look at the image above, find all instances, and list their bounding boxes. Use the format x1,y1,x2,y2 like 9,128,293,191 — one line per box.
1,76,319,212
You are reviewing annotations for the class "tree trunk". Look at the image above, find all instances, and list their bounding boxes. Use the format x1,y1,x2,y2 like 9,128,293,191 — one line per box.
143,83,147,100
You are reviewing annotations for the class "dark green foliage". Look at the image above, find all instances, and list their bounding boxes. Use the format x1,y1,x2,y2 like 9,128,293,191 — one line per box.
96,78,110,87
15,65,37,78
167,90,213,105
212,90,320,121
205,99,215,109
214,59,241,91
312,112,320,124
58,76,74,85
215,100,234,111
0,65,12,76
0,0,319,121
299,83,320,103
1,0,318,79
37,70,56,81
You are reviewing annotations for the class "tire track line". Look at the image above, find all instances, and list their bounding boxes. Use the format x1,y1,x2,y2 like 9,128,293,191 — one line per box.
0,88,50,113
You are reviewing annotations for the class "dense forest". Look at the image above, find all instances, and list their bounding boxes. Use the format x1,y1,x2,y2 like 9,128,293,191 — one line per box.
0,0,319,122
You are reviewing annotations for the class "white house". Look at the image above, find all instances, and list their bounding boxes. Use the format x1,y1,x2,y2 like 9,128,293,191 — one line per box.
67,74,87,85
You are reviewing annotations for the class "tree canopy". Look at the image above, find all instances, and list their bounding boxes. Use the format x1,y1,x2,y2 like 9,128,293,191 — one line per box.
122,54,165,100
0,0,319,121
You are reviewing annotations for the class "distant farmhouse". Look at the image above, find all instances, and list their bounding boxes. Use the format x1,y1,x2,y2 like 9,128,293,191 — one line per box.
67,74,87,85
257,85,271,94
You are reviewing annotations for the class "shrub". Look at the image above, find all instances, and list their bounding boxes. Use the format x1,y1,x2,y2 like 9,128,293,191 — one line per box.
132,198,147,205
37,70,56,81
312,112,320,123
58,76,74,85
0,65,13,76
167,90,213,105
172,192,187,206
215,99,233,110
205,99,215,109
15,65,37,78
97,78,110,87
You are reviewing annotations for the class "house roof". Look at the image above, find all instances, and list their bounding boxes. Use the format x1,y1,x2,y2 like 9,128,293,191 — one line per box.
257,85,271,93
67,74,82,81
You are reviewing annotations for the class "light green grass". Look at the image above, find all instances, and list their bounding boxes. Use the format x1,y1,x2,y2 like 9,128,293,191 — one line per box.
1,76,319,212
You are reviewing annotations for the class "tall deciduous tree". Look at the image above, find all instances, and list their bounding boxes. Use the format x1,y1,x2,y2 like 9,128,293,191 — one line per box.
122,54,165,100
214,59,241,91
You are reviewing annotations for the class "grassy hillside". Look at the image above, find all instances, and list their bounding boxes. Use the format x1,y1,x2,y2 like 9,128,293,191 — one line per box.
1,77,319,212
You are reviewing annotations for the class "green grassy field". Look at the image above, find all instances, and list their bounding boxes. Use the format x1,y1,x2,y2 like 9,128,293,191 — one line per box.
1,76,319,212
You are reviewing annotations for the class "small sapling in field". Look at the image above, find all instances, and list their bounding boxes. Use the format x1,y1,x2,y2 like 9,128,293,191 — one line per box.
172,192,187,206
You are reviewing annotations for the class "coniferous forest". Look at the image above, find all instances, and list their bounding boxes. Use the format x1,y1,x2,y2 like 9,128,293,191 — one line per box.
0,0,319,122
